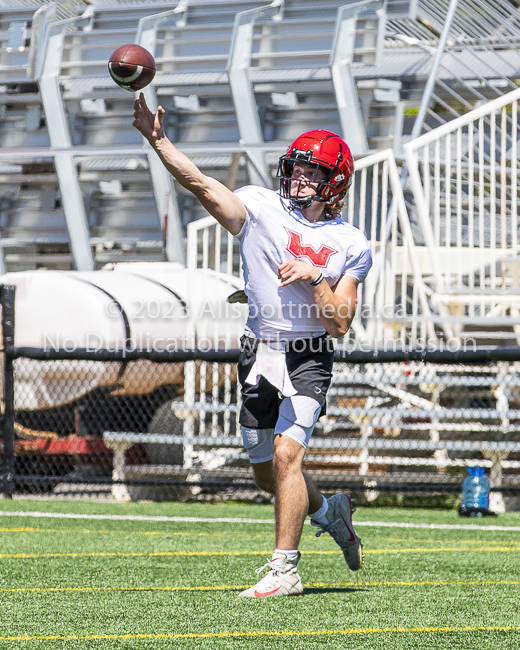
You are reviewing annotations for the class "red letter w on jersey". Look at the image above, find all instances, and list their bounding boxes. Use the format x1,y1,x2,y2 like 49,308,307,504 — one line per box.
285,228,338,268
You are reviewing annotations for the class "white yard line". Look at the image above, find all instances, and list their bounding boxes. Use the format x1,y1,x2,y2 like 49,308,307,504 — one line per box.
0,511,275,524
0,510,519,532
353,521,520,532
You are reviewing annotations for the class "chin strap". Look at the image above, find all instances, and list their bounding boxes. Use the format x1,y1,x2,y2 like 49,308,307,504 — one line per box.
289,194,326,210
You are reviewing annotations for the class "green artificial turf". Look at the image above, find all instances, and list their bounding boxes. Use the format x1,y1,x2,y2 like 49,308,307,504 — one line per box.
0,500,519,649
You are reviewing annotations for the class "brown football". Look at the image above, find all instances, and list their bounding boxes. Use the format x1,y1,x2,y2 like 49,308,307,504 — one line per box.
108,44,156,92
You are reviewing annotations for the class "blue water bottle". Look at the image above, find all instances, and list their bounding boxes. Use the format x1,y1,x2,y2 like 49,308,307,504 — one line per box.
461,467,490,516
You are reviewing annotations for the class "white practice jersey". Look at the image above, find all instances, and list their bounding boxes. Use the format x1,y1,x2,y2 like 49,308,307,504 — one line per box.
234,185,372,340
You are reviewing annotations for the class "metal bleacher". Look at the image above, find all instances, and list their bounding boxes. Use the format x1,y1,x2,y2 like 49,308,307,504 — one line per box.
0,1,58,268
0,0,519,343
0,0,417,272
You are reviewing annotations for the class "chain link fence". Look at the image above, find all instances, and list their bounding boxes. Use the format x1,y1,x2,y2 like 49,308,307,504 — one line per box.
2,286,520,509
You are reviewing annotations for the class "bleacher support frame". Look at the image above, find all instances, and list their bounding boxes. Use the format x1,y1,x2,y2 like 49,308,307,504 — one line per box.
227,0,283,187
37,6,95,271
330,0,386,155
136,4,189,264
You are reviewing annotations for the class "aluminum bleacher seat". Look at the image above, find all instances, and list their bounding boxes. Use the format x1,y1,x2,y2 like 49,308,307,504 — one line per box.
0,0,422,272
0,1,71,270
0,0,37,84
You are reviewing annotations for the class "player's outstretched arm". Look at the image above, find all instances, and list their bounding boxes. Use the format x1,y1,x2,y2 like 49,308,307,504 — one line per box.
132,93,246,235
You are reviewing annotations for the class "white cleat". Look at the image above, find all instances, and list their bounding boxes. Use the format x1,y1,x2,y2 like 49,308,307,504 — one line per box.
239,551,304,598
311,493,363,571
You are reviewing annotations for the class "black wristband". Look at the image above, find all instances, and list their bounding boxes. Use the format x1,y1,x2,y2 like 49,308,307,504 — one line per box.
310,273,325,286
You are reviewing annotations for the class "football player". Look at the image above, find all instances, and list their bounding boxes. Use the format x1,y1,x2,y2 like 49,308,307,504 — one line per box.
133,93,372,598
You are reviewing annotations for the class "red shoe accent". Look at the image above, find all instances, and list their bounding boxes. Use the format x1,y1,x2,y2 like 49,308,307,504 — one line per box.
253,586,281,597
339,512,356,542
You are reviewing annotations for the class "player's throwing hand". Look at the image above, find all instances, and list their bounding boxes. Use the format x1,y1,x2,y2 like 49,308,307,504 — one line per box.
132,93,165,143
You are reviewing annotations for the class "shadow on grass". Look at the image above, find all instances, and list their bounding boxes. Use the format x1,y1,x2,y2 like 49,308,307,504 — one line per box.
303,587,368,595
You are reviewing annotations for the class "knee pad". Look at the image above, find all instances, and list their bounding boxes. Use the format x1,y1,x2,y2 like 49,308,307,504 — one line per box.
241,427,274,464
274,396,321,449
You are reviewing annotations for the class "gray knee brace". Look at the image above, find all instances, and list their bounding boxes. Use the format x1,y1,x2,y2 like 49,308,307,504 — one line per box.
241,427,275,464
274,395,322,449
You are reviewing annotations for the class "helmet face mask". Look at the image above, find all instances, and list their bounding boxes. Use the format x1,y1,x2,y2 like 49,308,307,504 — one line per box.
277,130,354,213
280,160,331,209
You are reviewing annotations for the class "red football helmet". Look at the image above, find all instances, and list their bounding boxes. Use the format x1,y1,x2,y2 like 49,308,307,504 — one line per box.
277,129,354,211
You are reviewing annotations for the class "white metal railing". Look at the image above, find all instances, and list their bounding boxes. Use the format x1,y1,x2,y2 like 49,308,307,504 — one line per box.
346,149,433,347
404,86,520,293
187,215,241,279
